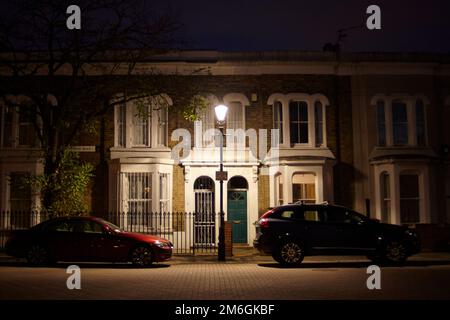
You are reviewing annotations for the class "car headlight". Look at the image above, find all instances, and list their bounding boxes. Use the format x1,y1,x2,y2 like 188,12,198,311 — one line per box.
154,240,172,248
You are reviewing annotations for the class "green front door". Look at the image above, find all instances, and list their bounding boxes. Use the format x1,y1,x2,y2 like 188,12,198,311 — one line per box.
227,191,247,243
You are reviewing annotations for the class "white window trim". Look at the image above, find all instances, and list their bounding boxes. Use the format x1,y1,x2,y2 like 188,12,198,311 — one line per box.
371,94,429,147
223,93,250,132
267,93,329,148
114,94,173,149
0,95,46,149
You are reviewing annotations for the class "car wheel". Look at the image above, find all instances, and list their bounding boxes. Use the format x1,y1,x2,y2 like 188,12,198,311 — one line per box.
131,246,153,267
384,241,408,264
276,241,304,266
26,245,49,266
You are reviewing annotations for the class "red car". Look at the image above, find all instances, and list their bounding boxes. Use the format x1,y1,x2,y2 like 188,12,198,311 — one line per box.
5,216,173,266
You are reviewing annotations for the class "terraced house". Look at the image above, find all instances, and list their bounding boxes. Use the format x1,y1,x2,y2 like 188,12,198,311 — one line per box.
1,51,449,248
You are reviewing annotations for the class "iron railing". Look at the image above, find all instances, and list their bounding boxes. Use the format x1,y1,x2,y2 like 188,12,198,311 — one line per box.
0,211,221,255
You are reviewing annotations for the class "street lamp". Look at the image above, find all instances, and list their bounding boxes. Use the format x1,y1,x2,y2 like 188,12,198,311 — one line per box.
215,104,228,261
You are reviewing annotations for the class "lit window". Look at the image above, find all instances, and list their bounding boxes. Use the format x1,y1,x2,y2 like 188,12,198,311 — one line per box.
227,101,243,131
292,173,315,203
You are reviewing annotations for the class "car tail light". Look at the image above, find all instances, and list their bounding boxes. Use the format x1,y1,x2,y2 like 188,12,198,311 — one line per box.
258,209,274,228
259,218,269,228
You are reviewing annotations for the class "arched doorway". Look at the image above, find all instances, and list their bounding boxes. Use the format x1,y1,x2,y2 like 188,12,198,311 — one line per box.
194,176,215,247
227,176,248,243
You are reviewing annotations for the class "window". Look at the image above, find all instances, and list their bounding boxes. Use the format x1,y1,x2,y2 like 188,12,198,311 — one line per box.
275,174,283,205
273,101,283,144
392,101,408,145
415,99,426,146
400,174,420,224
117,102,126,147
292,173,315,203
45,220,71,232
9,172,31,212
120,172,152,226
71,220,104,234
227,101,244,131
314,101,323,147
289,101,308,144
376,100,386,146
2,105,13,147
280,210,296,219
326,208,364,224
133,103,150,146
157,105,168,146
303,210,322,222
1,103,37,148
159,173,170,213
380,172,391,223
18,105,36,146
115,95,171,148
196,105,215,147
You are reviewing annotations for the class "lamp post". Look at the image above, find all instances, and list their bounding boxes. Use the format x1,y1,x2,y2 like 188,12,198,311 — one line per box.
215,104,228,261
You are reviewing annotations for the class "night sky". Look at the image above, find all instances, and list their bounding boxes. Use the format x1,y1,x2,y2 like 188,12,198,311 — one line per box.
166,0,450,52
0,0,449,53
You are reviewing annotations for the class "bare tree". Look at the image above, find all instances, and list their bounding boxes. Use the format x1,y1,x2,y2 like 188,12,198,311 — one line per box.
0,0,188,211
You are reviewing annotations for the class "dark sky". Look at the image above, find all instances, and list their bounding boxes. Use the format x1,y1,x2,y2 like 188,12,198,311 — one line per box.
165,0,450,52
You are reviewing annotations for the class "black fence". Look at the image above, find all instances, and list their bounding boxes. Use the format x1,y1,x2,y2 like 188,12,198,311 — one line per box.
0,211,221,255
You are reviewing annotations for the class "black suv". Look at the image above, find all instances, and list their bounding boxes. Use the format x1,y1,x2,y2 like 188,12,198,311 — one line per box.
253,203,420,266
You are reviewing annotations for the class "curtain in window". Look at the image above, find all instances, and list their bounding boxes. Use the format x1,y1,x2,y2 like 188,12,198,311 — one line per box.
227,101,243,131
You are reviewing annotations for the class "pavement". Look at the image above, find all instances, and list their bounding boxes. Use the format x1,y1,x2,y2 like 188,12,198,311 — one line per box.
1,246,450,265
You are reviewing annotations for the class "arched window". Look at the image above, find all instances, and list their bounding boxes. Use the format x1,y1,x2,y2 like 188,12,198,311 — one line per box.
0,95,39,148
228,176,248,189
115,94,172,148
371,95,428,147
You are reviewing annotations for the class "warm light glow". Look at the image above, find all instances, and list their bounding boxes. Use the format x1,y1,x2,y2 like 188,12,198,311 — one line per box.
214,104,228,122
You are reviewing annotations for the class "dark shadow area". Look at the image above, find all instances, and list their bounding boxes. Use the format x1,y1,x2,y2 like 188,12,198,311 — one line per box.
257,260,450,269
0,260,171,269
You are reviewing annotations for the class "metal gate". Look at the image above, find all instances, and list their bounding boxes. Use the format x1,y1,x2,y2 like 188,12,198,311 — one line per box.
194,176,216,248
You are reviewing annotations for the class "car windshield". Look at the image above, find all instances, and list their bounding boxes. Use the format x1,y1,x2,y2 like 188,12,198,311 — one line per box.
99,219,122,233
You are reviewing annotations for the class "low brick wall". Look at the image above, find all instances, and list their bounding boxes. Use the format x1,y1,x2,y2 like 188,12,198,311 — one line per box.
225,221,233,257
414,224,450,252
